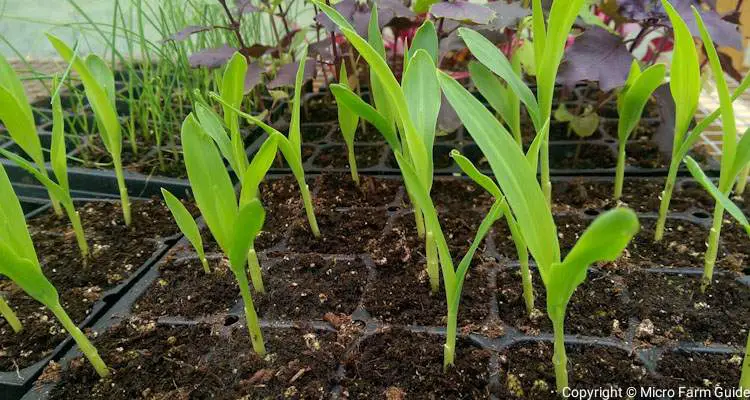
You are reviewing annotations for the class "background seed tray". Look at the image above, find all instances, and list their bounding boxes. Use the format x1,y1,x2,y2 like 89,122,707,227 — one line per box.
0,197,185,398
16,174,748,399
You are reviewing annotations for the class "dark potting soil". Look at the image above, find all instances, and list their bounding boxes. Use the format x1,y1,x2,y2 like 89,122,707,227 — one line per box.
549,143,617,170
646,350,743,394
386,146,455,170
300,123,332,142
625,272,750,346
73,134,188,179
255,176,304,250
361,260,492,329
626,141,668,169
271,145,315,169
600,120,660,141
496,342,648,399
496,269,629,338
45,322,351,399
312,173,401,209
431,179,494,213
302,97,339,123
312,145,383,169
340,327,492,399
255,254,366,320
0,200,183,370
133,256,238,320
284,208,387,254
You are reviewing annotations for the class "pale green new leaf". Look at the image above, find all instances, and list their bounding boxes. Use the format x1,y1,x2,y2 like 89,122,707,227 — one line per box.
0,163,38,263
227,199,265,273
367,4,394,128
414,0,439,13
547,208,639,311
526,118,551,173
0,149,68,203
161,188,205,265
694,6,737,189
337,66,359,147
403,49,440,187
181,114,237,253
0,54,33,123
85,54,119,155
459,28,541,130
438,70,559,271
0,242,58,306
239,136,279,206
618,62,666,142
0,87,45,167
531,0,546,67
685,157,750,236
469,61,513,127
220,52,249,177
329,84,400,152
450,150,502,199
661,0,701,140
50,90,69,192
408,21,438,64
194,103,241,176
570,111,600,138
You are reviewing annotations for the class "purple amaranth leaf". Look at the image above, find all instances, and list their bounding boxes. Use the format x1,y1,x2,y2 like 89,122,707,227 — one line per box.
235,0,259,15
652,84,676,158
245,43,271,58
430,2,495,25
479,1,531,31
267,59,317,89
557,27,635,92
189,45,239,68
244,62,264,94
315,0,370,36
378,0,415,28
163,25,212,43
308,38,335,63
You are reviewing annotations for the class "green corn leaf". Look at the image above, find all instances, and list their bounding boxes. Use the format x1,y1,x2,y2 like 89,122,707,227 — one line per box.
329,83,400,152
227,199,265,273
289,46,308,152
85,54,119,155
50,89,69,192
403,49,441,187
685,157,750,236
526,118,551,173
469,61,513,127
438,70,559,272
661,0,701,141
0,241,59,307
181,113,237,253
194,102,241,175
532,0,546,67
0,163,38,263
414,0,439,13
694,6,737,189
337,66,359,148
536,0,586,114
0,55,44,168
731,128,750,180
161,188,205,264
240,136,279,206
459,28,541,130
617,62,666,142
0,149,68,204
450,150,502,199
47,35,121,158
220,52,249,178
367,4,395,128
546,208,639,311
408,20,438,64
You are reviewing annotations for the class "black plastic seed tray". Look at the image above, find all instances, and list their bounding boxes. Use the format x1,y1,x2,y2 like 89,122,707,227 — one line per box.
17,174,748,399
0,196,185,399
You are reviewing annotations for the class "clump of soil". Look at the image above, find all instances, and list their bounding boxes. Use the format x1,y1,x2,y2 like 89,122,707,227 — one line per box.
496,269,629,338
0,200,183,370
340,327,492,398
256,254,367,320
45,321,348,399
625,272,750,345
496,342,647,399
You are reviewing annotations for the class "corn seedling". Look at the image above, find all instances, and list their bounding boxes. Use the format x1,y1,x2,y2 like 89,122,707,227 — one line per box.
0,295,23,333
439,70,639,393
684,156,750,394
0,77,89,259
46,34,132,226
179,113,270,355
614,61,666,199
209,46,320,238
460,0,586,204
0,163,109,377
0,54,63,215
161,189,210,274
315,1,443,293
336,64,361,184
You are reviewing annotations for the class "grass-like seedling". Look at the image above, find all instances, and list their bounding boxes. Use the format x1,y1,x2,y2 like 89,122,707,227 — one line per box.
0,162,109,377
210,47,320,238
336,65,361,184
469,58,522,146
439,70,639,392
0,295,23,333
0,54,62,215
0,78,89,259
614,61,666,199
315,1,444,292
161,189,210,274
460,0,585,204
46,34,132,226
684,156,750,393
179,113,269,355
690,7,750,290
